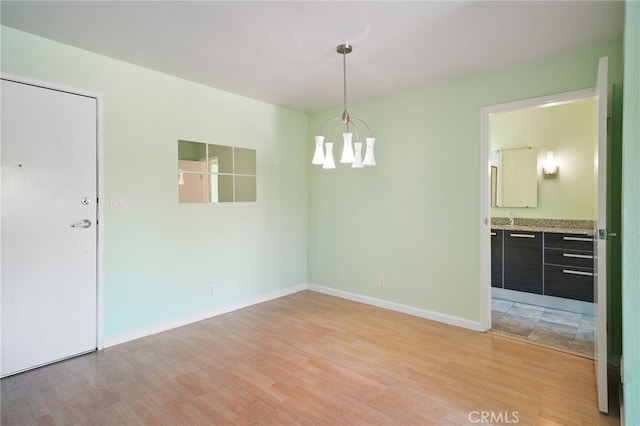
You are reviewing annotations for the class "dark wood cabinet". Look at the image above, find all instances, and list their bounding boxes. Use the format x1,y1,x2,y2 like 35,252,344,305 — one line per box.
493,228,594,302
543,232,594,302
503,231,543,295
491,229,503,288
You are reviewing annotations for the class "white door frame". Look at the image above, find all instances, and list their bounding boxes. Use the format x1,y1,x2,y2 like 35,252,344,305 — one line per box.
479,88,596,332
1,72,105,350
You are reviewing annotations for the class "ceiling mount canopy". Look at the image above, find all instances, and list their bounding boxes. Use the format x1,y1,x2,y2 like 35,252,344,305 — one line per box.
312,44,376,169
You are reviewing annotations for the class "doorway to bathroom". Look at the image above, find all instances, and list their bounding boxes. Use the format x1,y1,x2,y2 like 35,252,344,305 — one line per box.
485,93,598,357
480,57,611,413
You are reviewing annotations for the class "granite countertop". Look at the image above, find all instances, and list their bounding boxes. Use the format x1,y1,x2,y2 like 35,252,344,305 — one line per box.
491,218,595,235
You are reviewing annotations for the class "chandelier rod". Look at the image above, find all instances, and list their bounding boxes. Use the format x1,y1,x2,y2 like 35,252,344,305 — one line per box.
343,45,347,119
337,44,352,126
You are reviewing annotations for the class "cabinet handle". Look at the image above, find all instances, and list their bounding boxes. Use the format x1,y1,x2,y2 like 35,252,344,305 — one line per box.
563,236,592,242
563,253,593,260
491,232,497,236
563,269,594,277
509,233,536,238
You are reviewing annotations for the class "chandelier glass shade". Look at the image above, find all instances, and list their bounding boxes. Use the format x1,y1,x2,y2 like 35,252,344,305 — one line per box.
312,44,376,169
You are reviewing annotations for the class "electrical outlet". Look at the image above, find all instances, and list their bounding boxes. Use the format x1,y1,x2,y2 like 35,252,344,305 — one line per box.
378,274,385,288
208,283,216,295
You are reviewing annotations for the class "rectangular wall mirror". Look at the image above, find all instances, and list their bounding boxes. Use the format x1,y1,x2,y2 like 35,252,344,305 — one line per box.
178,140,256,203
490,147,538,208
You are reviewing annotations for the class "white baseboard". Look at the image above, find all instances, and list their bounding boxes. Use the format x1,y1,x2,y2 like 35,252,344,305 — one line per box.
104,283,483,348
103,283,307,348
308,284,483,332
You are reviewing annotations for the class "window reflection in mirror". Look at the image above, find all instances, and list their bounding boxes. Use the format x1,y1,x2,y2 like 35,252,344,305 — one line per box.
178,140,256,203
208,144,233,174
178,141,209,203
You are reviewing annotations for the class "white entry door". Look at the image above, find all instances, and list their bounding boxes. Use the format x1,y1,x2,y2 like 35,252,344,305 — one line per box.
1,78,98,377
594,57,609,413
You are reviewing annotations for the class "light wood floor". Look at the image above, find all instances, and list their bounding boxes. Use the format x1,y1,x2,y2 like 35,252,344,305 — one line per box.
1,290,619,425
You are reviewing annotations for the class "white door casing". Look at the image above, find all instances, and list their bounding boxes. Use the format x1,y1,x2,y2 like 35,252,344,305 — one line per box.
1,76,102,377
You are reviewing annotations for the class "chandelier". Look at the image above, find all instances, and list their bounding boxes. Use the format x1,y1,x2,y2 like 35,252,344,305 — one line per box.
312,44,376,169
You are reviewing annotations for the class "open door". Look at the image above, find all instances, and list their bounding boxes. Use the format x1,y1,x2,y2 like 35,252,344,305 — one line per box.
594,56,609,413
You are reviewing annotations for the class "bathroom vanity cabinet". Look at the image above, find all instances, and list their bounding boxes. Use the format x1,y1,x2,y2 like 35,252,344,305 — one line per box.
491,228,594,302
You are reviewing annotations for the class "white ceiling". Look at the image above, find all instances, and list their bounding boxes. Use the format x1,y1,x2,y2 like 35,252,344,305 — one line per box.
0,1,624,113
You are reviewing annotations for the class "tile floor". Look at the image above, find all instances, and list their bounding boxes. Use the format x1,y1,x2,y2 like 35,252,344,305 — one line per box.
490,298,595,357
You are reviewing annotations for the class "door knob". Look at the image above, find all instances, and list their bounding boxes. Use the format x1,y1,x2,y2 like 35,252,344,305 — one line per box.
71,219,92,228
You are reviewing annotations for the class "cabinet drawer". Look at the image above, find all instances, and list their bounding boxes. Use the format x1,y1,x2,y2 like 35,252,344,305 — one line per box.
544,264,594,302
544,232,594,251
544,248,594,269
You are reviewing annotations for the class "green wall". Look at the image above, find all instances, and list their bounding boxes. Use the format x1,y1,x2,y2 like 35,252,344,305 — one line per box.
308,40,623,333
622,1,639,422
491,98,597,220
1,26,309,338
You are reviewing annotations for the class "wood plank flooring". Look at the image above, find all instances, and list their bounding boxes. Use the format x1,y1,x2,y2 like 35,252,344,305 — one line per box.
1,290,619,425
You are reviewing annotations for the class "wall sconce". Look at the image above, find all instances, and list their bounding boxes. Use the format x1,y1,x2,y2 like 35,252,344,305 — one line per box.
543,151,558,178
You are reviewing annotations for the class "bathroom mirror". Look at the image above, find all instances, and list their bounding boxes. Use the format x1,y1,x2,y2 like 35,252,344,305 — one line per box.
490,147,538,208
178,140,256,203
